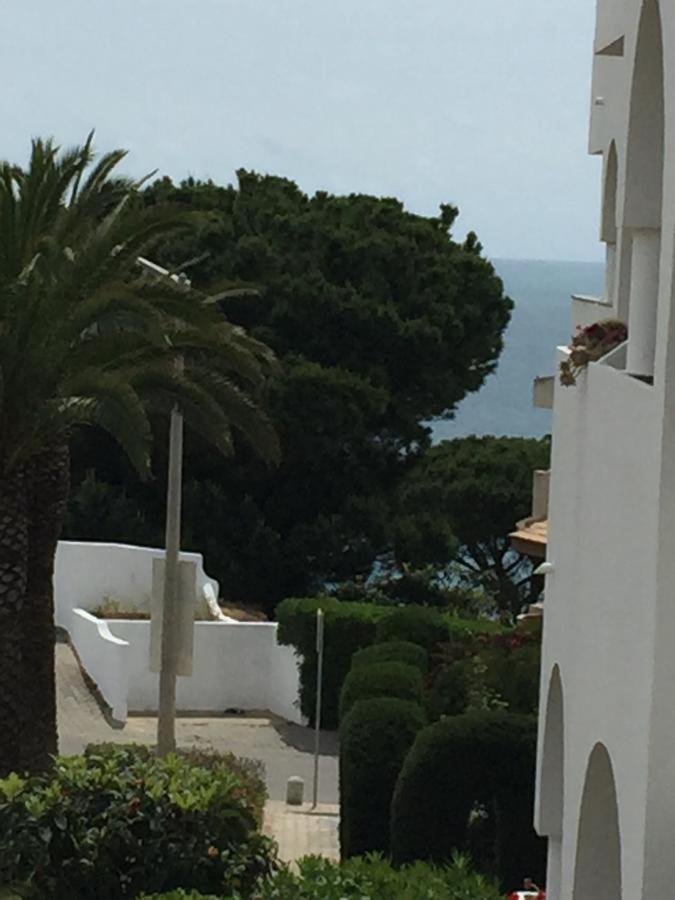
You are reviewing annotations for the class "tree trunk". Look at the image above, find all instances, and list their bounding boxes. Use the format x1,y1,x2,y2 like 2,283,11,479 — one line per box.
0,469,28,776
19,442,70,773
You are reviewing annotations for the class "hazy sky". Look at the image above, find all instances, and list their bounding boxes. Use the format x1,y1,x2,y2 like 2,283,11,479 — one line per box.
2,0,602,262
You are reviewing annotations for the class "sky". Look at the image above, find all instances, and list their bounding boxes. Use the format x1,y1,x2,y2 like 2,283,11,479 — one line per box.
2,0,602,262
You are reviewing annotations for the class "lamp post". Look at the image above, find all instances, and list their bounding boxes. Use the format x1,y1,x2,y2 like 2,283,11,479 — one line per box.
137,256,189,755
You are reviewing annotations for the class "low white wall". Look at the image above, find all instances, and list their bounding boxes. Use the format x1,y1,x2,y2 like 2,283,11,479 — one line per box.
54,541,219,632
69,614,303,725
70,609,130,721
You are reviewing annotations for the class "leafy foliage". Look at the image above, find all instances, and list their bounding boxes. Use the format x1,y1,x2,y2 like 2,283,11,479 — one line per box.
351,640,428,674
276,597,384,727
375,604,450,651
68,172,512,608
339,662,423,723
0,744,275,898
142,854,503,899
339,698,426,858
276,597,504,727
390,710,546,891
397,436,551,620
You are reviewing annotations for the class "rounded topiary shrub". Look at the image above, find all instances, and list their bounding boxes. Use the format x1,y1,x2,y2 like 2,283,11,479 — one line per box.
390,710,546,892
351,640,428,674
375,605,449,651
339,661,424,723
339,697,427,859
425,659,471,720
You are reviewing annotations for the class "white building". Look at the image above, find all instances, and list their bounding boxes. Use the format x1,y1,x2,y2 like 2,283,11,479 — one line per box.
534,1,675,897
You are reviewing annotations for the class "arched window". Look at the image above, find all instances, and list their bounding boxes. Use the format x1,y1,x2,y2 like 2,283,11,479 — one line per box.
538,666,564,897
573,743,622,900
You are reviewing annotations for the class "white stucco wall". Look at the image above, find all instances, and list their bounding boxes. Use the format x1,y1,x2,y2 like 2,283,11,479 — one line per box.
537,1,675,895
536,355,659,898
69,615,303,725
54,541,218,632
56,541,303,726
70,609,130,721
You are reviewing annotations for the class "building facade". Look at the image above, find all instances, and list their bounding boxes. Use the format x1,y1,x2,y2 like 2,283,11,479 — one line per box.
534,1,675,897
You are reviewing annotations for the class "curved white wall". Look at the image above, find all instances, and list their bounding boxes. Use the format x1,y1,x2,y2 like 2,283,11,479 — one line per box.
54,541,219,631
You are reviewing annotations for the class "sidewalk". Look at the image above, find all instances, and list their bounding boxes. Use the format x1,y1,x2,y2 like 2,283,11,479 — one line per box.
264,801,340,863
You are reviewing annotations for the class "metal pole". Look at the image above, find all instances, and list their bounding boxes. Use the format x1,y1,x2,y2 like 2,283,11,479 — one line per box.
312,608,324,809
157,402,183,755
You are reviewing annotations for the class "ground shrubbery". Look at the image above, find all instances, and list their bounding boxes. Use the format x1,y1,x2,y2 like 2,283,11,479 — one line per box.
375,605,450,651
339,661,424,722
0,744,275,899
390,710,546,890
276,597,383,726
276,597,505,727
350,640,428,673
339,698,426,858
142,854,503,899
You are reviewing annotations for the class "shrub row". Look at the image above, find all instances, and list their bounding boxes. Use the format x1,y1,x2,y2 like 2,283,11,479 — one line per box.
339,698,426,859
391,709,546,891
276,597,504,727
142,853,503,899
0,744,274,899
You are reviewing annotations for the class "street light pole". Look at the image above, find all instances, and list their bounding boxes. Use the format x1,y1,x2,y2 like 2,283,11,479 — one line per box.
157,398,183,755
136,256,188,756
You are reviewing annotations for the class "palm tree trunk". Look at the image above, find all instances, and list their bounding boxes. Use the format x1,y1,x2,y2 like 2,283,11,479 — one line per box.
0,468,28,776
19,442,70,773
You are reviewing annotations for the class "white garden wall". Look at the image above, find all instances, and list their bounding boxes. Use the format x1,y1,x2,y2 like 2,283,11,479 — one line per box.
54,541,219,631
56,541,303,725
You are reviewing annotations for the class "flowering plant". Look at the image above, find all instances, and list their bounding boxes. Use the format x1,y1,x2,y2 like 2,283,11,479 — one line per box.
559,319,627,386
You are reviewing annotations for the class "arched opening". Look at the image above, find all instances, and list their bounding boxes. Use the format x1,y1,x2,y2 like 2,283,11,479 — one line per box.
623,0,665,378
601,143,618,307
573,744,622,900
538,666,564,898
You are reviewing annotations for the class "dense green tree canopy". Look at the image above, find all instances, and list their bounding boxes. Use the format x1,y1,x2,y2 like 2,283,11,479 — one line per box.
396,435,551,620
67,172,513,609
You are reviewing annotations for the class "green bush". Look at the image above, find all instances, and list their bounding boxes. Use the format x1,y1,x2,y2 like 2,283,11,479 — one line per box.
375,605,450,650
390,710,546,892
425,659,471,719
480,635,541,715
340,698,426,858
257,854,503,898
143,854,503,899
339,661,424,723
276,596,387,727
0,744,276,899
351,640,428,674
276,597,504,728
172,746,267,827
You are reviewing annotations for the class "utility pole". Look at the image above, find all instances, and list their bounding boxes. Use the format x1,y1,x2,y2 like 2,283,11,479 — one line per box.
136,257,188,756
157,397,183,755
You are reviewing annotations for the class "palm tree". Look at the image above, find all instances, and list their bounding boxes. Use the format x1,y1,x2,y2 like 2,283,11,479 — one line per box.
0,137,279,774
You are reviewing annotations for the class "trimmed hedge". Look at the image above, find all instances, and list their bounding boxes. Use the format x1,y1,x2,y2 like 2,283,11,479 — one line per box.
276,597,383,727
339,698,426,859
375,605,455,650
339,661,424,723
277,597,506,728
351,640,428,674
390,710,546,892
0,744,275,898
143,854,503,899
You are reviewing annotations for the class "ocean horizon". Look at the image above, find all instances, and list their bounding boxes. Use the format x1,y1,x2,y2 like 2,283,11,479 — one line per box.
431,256,605,441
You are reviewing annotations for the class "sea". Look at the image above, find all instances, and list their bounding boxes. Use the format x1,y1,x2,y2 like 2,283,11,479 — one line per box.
431,258,605,441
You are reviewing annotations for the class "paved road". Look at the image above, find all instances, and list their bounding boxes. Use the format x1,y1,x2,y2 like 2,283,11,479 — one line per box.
56,641,339,804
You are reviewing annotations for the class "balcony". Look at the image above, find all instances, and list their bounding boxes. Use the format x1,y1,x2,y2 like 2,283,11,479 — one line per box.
509,470,549,560
571,294,613,331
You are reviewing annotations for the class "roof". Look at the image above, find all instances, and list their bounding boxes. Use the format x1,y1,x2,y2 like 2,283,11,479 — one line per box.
509,517,548,559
